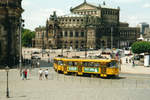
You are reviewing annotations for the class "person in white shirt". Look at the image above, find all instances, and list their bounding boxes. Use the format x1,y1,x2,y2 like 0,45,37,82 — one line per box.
44,69,49,80
39,69,43,80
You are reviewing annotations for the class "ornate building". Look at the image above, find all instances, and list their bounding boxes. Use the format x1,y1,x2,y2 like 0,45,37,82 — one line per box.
0,0,23,67
32,26,46,48
33,1,140,50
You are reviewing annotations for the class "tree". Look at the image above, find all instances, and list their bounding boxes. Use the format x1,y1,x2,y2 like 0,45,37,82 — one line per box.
22,28,35,47
131,41,150,54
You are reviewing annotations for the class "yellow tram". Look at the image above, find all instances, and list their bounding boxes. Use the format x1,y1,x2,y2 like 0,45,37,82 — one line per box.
53,57,119,78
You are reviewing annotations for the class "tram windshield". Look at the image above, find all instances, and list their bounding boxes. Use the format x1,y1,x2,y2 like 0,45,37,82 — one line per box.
107,61,118,68
58,60,63,65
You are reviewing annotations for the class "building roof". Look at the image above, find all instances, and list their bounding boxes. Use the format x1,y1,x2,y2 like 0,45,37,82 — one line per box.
59,13,86,18
70,1,119,11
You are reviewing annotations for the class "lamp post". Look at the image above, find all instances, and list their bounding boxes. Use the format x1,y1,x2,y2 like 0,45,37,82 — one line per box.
5,66,10,98
42,31,44,57
19,17,24,75
61,42,64,56
84,15,88,58
111,26,113,50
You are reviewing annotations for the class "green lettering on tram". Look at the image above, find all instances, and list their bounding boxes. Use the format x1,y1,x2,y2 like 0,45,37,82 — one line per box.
84,68,99,72
68,67,78,71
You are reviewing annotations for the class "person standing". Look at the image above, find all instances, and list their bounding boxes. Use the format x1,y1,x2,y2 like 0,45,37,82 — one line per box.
24,69,28,80
21,69,25,80
37,61,40,68
126,57,128,63
132,60,135,67
44,69,49,80
119,59,122,71
39,69,43,80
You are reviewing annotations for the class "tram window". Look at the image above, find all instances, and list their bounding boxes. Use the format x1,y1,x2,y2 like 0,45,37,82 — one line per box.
58,61,63,65
68,61,78,66
83,62,88,66
68,62,73,66
83,62,96,67
74,62,78,66
89,62,94,67
107,61,117,68
111,61,118,68
54,60,57,64
106,63,111,67
94,63,100,67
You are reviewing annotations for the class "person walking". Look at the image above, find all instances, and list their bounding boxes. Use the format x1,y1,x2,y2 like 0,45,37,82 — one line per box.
37,61,40,68
44,69,49,80
126,57,128,63
39,69,43,80
21,69,25,80
24,69,28,80
119,59,122,71
132,60,135,67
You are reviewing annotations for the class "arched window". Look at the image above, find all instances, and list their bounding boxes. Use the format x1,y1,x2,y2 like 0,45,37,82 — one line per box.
76,41,78,44
75,32,79,37
81,31,84,37
70,31,73,37
60,32,63,37
70,41,73,47
65,31,68,37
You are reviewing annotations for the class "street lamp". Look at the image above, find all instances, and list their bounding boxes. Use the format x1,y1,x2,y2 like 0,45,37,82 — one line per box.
19,17,24,75
5,66,10,98
111,26,113,50
84,15,88,58
61,42,64,56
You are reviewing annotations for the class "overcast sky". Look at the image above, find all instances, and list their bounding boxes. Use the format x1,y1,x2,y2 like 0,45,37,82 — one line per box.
22,0,150,31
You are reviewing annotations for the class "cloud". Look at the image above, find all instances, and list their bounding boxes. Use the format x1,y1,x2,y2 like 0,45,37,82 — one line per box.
23,8,66,30
117,0,142,3
22,0,31,7
120,14,150,27
40,8,66,16
143,3,150,8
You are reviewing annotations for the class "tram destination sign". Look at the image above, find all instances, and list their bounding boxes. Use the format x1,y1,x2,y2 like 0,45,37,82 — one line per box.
84,68,99,73
68,67,78,71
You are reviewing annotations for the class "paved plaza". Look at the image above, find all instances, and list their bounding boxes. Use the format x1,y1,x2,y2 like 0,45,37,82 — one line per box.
0,67,150,100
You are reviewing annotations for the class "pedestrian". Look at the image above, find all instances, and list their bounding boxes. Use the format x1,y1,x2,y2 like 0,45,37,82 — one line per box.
39,69,43,80
37,61,40,68
48,57,50,63
44,69,49,80
129,58,131,63
126,57,128,63
132,60,135,67
24,69,28,80
21,69,25,80
119,59,122,71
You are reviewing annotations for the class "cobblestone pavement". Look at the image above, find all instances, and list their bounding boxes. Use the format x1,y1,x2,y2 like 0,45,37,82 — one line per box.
0,67,150,100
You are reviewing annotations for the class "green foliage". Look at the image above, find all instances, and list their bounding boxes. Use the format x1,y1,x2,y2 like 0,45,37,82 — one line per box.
22,28,35,47
131,41,150,54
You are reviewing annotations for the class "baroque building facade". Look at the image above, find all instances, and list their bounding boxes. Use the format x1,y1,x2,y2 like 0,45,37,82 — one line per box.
0,0,23,67
32,26,46,48
33,1,140,50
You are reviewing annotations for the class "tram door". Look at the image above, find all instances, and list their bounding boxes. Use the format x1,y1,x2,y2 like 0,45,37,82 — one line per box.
101,62,107,77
